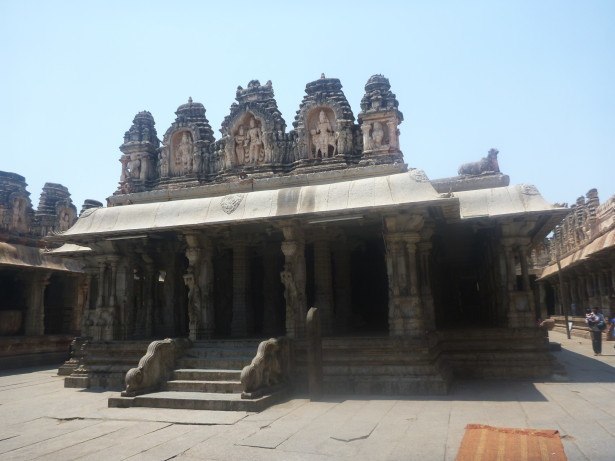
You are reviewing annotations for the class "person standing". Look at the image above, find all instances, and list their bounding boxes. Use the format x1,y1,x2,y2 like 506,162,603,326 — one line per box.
585,307,605,355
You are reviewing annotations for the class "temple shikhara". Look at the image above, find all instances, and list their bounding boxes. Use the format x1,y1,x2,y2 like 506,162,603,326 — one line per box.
2,74,612,411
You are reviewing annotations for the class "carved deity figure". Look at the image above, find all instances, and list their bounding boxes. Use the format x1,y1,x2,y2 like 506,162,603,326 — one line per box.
127,153,141,179
158,148,169,177
372,121,385,148
177,133,193,174
234,125,247,164
11,197,27,232
175,132,193,174
246,118,264,164
58,209,71,231
310,110,336,158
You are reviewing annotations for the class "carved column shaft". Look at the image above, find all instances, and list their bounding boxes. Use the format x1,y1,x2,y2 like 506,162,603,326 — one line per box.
25,271,51,336
314,238,334,336
333,240,352,333
231,241,251,337
262,242,282,336
96,261,106,308
280,232,307,339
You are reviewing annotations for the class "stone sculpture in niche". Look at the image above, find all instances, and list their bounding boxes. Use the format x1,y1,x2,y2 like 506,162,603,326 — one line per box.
127,153,141,179
158,149,169,178
176,132,194,174
246,118,264,164
11,196,27,232
58,208,72,232
234,126,247,164
372,122,385,148
229,116,265,167
310,110,336,159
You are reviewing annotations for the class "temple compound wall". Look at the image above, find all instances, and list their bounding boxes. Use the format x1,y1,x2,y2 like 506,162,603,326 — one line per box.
0,172,99,368
534,190,615,333
49,74,569,392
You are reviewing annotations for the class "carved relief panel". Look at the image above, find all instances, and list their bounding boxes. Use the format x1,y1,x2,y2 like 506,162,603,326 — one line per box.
307,108,337,159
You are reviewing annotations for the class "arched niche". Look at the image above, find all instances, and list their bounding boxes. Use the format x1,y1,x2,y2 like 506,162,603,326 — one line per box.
307,107,337,159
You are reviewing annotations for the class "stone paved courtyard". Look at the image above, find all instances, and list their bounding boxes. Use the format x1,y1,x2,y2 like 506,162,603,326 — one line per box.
1,330,614,460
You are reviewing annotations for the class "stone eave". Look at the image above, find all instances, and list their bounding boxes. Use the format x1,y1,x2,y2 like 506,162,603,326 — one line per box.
538,226,615,280
47,171,460,243
0,241,83,273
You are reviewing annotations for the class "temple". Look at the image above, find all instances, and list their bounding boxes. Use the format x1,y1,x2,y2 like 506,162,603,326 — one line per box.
44,74,571,408
535,189,615,337
0,172,94,368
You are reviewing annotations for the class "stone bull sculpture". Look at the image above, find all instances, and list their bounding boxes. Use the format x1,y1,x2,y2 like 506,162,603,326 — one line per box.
458,148,500,176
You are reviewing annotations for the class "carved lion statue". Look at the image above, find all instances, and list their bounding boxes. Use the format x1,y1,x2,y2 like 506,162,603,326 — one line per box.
458,148,500,176
240,338,282,393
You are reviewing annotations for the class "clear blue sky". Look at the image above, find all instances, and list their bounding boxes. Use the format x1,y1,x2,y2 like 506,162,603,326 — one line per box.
1,1,613,211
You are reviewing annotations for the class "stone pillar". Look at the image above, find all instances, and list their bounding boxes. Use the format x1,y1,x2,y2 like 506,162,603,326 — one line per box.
501,230,534,327
24,271,51,336
143,262,155,337
108,259,118,307
418,236,435,331
231,241,251,337
262,241,282,336
280,223,307,339
383,214,424,337
313,238,334,336
536,281,547,319
200,240,215,338
161,254,178,337
333,237,352,333
96,261,106,308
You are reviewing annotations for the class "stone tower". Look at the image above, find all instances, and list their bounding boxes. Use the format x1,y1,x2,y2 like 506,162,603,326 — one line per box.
358,74,404,165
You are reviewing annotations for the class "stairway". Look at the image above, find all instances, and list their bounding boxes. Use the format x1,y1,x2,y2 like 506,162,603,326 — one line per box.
109,339,286,412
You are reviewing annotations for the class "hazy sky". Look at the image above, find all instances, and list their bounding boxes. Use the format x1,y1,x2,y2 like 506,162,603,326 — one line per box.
1,1,613,211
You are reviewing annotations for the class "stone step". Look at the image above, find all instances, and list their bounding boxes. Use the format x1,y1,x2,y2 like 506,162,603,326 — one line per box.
128,391,280,412
165,379,242,393
190,340,264,349
177,357,252,370
184,348,257,359
173,368,242,381
322,364,444,376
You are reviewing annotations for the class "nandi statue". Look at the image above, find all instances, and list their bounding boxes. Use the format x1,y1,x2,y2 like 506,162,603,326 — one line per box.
458,148,500,176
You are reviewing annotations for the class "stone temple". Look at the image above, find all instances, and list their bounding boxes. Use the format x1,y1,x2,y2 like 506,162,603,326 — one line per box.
33,74,572,409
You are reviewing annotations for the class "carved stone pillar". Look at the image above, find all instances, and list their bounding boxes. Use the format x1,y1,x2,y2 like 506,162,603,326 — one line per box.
24,271,51,336
383,214,424,337
231,241,251,337
333,237,352,333
96,260,106,308
313,238,334,336
537,281,548,319
418,235,435,331
502,233,534,328
161,254,178,337
143,262,155,338
182,235,215,339
280,223,307,339
108,259,118,308
262,241,282,336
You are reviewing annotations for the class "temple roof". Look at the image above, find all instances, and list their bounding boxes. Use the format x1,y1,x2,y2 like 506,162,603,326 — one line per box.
50,171,457,241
